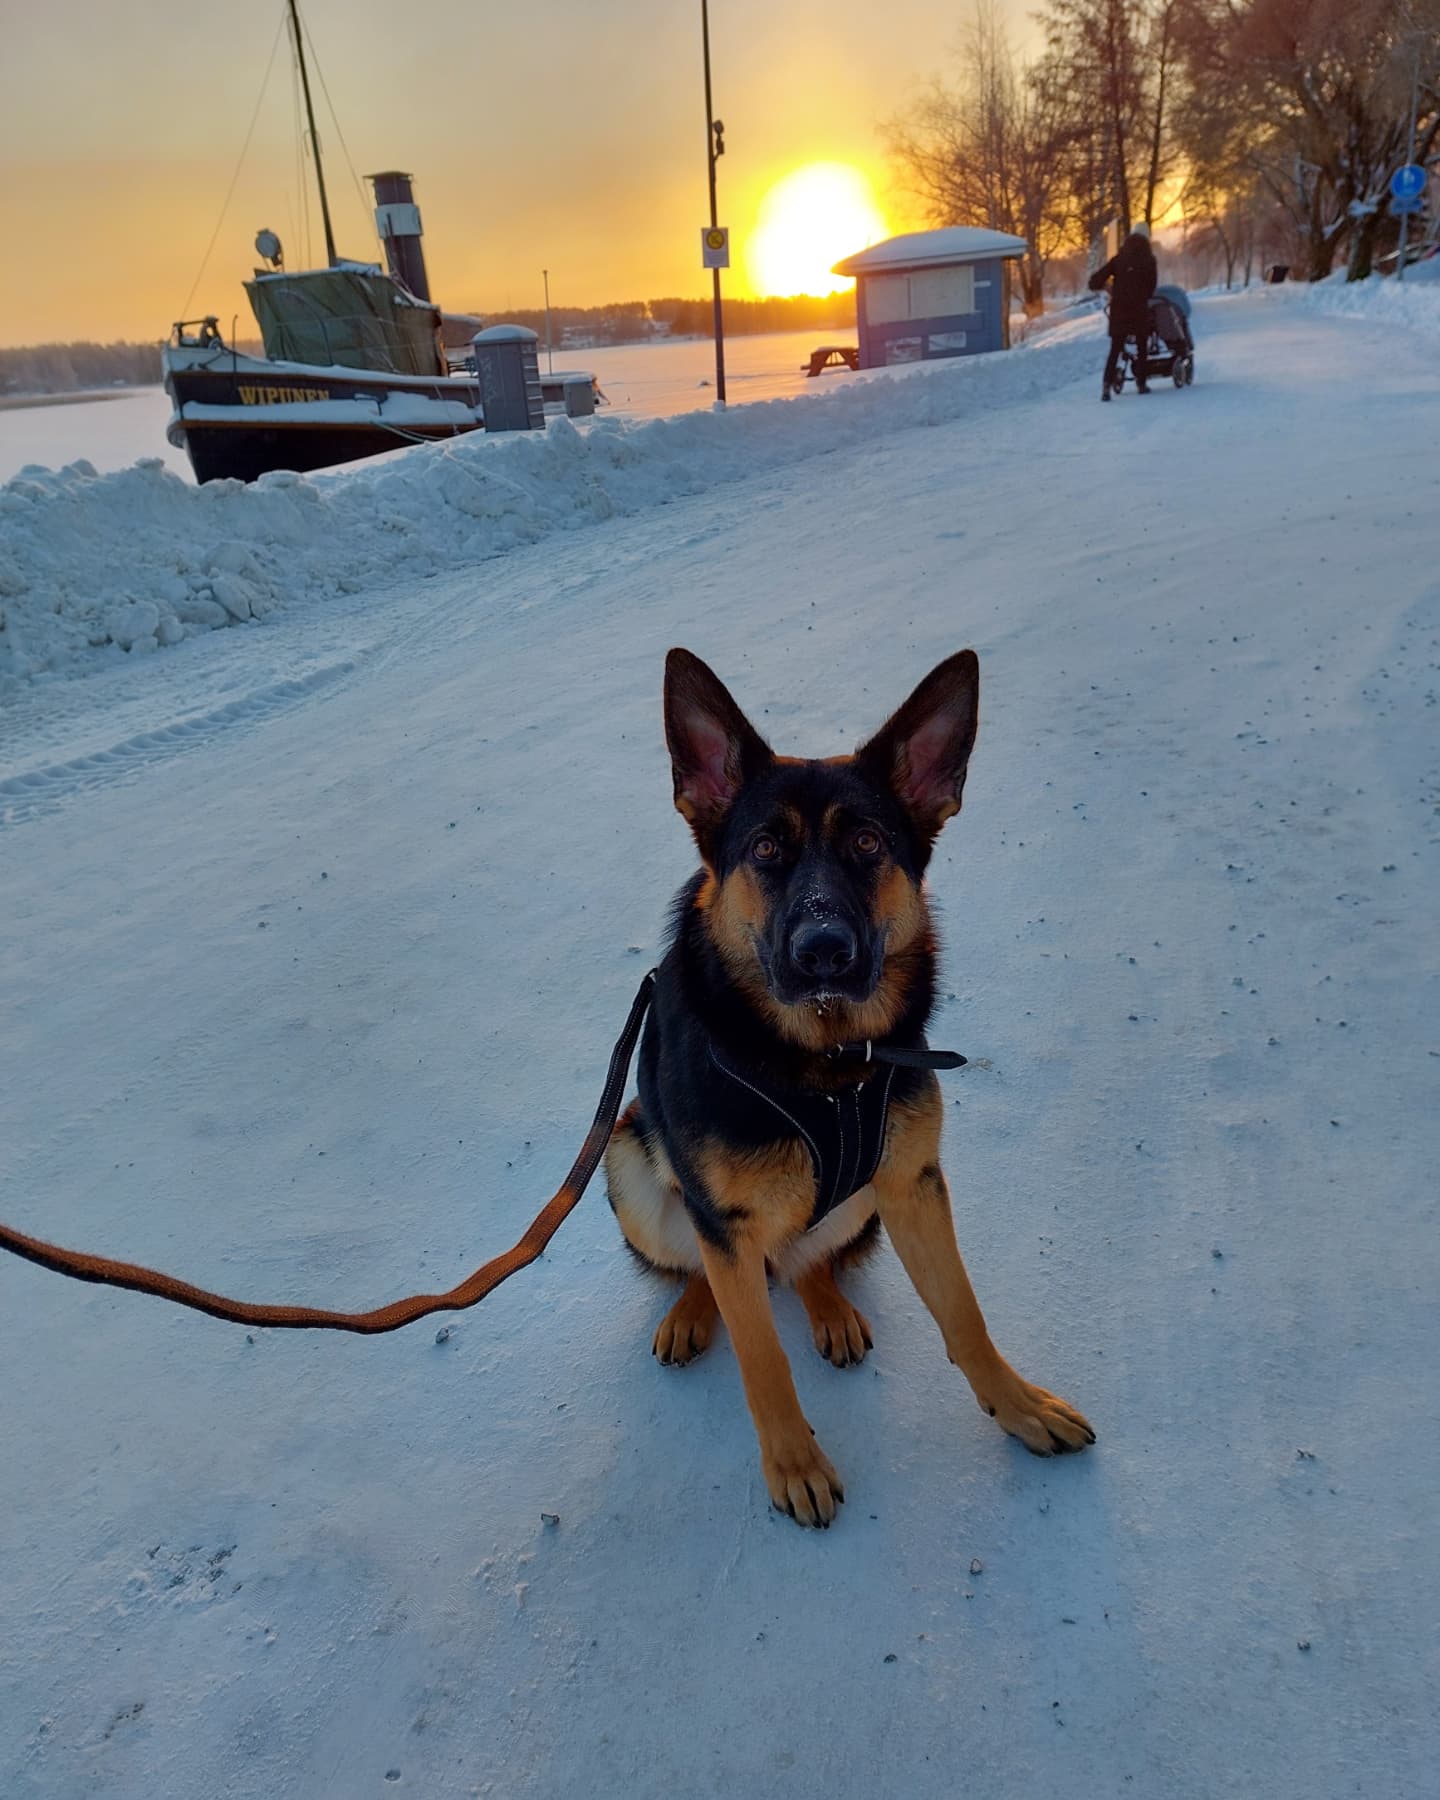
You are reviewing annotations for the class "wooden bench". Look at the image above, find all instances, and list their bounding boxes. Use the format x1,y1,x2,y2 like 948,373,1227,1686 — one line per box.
802,345,860,377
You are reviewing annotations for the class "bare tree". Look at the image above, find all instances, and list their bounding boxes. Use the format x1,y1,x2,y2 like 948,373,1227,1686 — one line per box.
1043,0,1151,232
885,4,1077,314
889,0,1438,305
1143,2,1184,225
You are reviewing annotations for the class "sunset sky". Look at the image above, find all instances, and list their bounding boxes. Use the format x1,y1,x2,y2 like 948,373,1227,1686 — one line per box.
0,0,1036,349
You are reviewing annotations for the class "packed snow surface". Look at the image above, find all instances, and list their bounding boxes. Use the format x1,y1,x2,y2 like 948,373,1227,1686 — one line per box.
1,291,1438,1800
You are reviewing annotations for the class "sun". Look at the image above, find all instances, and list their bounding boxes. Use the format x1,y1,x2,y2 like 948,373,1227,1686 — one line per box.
746,163,888,298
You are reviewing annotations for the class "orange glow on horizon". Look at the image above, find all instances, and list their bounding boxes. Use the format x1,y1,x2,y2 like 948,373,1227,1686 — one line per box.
1,2,950,348
744,163,889,299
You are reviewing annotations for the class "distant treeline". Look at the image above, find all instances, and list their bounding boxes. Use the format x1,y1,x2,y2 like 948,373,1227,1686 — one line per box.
470,292,855,345
0,340,163,397
1,294,856,393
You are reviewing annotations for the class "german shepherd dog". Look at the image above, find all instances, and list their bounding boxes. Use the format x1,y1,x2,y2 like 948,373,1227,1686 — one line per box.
605,649,1094,1527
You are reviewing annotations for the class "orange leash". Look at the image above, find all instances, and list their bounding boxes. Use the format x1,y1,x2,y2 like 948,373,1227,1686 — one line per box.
0,971,656,1335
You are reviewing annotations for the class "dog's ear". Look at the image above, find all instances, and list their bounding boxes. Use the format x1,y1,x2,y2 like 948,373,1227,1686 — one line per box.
664,648,772,841
857,650,980,840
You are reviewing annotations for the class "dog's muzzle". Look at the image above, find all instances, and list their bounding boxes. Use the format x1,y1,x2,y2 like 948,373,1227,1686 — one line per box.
789,919,858,981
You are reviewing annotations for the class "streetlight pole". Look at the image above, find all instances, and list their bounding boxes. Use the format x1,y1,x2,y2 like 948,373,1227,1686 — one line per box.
543,268,553,372
702,0,726,405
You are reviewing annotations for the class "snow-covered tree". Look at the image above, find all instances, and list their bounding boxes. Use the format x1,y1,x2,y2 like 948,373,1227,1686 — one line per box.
1178,0,1440,280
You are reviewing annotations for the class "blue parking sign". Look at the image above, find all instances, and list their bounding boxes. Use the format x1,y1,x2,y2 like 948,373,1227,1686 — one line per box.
1391,164,1426,203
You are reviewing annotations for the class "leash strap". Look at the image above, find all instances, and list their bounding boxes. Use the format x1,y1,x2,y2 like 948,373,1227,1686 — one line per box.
829,1041,967,1071
871,1046,966,1069
0,971,657,1336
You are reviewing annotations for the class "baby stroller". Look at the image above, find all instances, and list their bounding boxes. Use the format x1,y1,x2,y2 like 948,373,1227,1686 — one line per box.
1110,284,1196,394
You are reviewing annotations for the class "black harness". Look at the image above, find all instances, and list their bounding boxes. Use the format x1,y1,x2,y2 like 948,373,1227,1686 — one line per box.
710,1037,966,1232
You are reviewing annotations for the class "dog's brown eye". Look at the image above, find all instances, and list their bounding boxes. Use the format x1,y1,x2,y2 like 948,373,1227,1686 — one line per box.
853,829,882,857
752,835,780,863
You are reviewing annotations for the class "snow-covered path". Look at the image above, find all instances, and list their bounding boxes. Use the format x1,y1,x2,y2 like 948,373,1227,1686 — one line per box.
2,294,1437,1799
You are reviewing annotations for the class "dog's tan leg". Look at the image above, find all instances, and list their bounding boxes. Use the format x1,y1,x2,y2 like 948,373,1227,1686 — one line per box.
874,1082,1095,1456
697,1232,845,1526
652,1272,720,1366
794,1259,873,1368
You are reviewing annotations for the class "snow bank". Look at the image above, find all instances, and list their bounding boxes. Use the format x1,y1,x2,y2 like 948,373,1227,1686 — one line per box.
0,321,1101,685
1275,270,1440,337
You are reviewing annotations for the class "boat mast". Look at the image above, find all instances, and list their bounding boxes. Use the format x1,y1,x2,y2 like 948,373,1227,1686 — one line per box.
287,0,337,266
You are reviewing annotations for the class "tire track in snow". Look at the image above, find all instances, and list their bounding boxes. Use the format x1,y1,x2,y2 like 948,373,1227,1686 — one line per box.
0,656,360,827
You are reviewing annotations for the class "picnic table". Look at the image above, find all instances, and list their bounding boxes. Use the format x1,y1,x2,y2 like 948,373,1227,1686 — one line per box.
802,344,860,377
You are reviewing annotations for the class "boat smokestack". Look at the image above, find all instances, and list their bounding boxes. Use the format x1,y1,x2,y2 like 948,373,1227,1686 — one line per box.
368,170,431,301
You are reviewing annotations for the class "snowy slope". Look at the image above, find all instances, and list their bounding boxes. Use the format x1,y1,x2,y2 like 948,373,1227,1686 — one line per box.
0,320,1102,686
1,295,1437,1800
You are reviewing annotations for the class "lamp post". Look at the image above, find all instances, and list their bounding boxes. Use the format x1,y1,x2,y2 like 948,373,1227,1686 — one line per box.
702,0,726,405
542,268,553,372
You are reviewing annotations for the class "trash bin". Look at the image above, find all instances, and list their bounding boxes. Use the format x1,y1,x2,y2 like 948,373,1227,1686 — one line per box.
1263,264,1290,285
472,325,544,432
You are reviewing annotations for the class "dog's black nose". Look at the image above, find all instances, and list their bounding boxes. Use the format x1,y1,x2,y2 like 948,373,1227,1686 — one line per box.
790,920,858,980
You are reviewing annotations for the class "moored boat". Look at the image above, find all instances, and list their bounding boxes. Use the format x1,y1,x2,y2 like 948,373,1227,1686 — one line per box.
162,4,597,484
165,246,485,484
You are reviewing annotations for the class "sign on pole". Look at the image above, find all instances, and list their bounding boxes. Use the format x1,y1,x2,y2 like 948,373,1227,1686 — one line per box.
1391,164,1427,204
702,226,730,270
1393,196,1423,215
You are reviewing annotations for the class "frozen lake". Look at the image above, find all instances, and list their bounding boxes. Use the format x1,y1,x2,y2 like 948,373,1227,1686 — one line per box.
0,388,191,484
0,328,859,485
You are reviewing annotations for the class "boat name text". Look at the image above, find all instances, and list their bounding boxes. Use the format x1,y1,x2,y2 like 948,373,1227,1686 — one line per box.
238,385,331,405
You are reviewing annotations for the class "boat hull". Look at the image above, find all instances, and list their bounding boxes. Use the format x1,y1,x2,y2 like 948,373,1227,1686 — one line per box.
164,350,483,484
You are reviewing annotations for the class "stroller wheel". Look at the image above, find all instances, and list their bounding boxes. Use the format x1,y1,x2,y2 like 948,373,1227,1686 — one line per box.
1173,364,1185,389
1184,357,1195,386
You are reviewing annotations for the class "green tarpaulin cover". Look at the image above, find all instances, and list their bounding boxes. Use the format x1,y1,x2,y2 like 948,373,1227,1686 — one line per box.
245,265,444,376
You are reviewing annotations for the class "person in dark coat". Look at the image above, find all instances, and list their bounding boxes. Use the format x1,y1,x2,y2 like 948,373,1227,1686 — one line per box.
1089,222,1158,400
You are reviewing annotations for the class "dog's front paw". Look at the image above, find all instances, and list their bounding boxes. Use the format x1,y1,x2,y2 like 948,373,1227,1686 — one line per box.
653,1312,710,1365
762,1437,846,1528
808,1294,873,1368
974,1366,1095,1457
652,1279,719,1366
